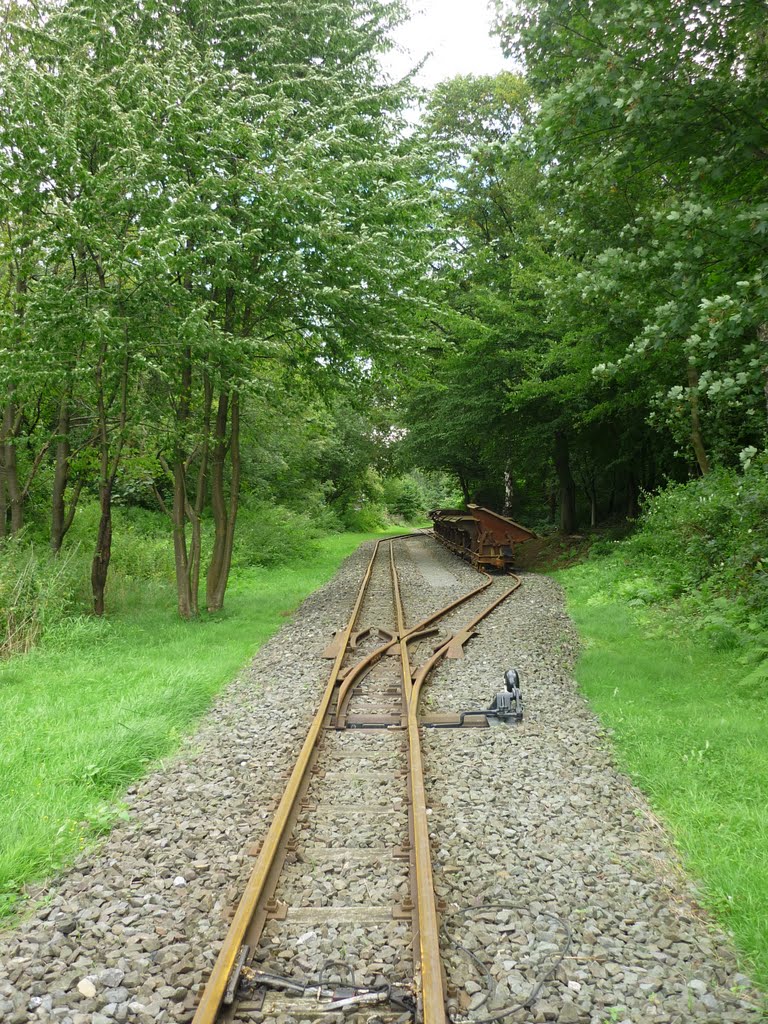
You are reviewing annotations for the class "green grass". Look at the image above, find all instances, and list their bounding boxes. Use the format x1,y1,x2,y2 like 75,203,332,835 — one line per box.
556,558,768,989
0,530,396,918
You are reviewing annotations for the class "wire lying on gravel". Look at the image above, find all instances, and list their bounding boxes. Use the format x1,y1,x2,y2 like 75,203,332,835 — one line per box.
444,903,573,1023
241,958,415,1016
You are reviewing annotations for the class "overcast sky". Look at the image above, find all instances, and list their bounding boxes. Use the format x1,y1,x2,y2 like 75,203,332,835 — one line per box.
382,0,511,90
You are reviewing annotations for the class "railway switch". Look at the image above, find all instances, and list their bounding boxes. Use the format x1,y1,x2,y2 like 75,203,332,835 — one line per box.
491,667,523,722
458,667,523,726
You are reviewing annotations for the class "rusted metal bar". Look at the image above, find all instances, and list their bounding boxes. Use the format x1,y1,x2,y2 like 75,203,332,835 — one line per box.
388,541,446,1024
390,541,413,708
191,540,386,1024
412,576,523,700
405,573,523,1024
193,534,521,1024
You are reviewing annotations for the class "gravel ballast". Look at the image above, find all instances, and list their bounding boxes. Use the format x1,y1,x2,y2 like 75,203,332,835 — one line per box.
0,535,763,1024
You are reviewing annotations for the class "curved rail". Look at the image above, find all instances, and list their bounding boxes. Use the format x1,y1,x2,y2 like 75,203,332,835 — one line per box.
191,539,386,1024
192,535,523,1024
334,565,493,728
396,557,523,1024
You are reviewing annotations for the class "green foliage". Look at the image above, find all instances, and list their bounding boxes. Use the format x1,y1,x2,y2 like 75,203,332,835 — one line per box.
404,3,767,522
597,456,768,635
379,470,459,522
500,0,768,460
0,0,440,617
67,505,176,585
341,501,389,533
404,70,668,518
0,539,85,656
232,501,333,569
382,476,426,520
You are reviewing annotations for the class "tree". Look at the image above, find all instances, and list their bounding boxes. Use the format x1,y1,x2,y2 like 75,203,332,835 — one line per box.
401,72,667,529
498,0,768,469
0,0,439,616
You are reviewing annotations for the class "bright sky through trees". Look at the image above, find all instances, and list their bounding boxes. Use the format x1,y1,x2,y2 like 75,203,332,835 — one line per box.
383,0,509,87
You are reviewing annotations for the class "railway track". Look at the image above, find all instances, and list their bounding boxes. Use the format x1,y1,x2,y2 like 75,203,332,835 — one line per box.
192,535,521,1024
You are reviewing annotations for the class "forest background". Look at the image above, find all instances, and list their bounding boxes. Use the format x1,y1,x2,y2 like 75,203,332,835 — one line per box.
1,0,767,989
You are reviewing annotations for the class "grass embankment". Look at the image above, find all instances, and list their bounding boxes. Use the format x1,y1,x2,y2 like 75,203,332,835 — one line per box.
0,530,395,918
556,557,768,988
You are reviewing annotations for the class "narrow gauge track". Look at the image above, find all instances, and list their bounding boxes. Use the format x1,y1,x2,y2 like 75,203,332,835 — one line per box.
192,536,521,1024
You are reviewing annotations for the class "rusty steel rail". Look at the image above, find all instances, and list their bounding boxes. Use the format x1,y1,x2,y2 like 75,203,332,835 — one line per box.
390,551,523,1024
192,535,523,1024
388,542,442,1024
334,563,494,729
191,539,387,1024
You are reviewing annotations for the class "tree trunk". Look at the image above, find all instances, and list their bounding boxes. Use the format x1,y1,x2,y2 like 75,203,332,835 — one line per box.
185,374,212,617
607,470,617,518
458,474,470,505
5,443,22,534
687,366,710,475
171,459,193,619
91,482,113,616
51,396,72,554
90,344,129,615
206,393,227,610
206,391,240,612
503,463,515,517
0,468,5,539
1,402,23,534
2,274,27,535
170,349,194,619
163,365,212,619
759,322,768,426
553,430,578,534
187,501,203,616
0,403,9,537
626,473,640,519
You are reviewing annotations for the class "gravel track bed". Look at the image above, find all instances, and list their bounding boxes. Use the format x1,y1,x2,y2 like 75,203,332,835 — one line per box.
401,539,762,1024
0,535,762,1024
250,543,415,1020
0,543,376,1024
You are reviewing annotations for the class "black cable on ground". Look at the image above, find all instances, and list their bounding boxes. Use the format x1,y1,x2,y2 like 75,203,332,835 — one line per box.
443,902,573,1023
318,959,356,991
241,958,415,1015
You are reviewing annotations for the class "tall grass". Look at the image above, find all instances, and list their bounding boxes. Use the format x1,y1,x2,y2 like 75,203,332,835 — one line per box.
0,538,85,657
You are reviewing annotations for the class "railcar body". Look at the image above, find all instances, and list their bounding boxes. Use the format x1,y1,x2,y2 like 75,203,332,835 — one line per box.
429,504,536,570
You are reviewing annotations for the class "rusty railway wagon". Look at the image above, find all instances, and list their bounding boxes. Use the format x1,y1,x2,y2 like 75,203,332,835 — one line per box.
429,504,536,570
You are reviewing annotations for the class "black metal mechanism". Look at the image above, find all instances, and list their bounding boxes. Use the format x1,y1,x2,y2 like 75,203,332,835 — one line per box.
238,968,415,1016
458,667,523,726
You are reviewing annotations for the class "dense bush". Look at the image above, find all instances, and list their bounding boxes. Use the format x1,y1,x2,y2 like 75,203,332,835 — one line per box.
66,504,176,585
382,477,427,521
232,501,332,568
380,470,462,523
627,459,767,609
341,501,389,533
587,454,768,641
